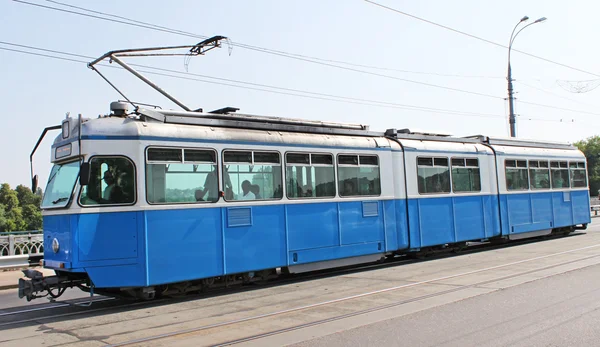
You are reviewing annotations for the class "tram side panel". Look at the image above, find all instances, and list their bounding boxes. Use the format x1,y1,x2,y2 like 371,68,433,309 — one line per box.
493,145,590,238
287,148,398,265
401,140,501,249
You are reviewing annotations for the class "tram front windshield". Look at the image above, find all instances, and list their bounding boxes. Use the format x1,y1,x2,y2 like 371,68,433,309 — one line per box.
41,161,80,209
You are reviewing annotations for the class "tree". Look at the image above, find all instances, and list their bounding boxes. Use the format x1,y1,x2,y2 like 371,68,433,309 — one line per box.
574,135,600,196
16,185,42,207
0,183,33,232
0,205,8,232
0,183,19,211
22,204,42,231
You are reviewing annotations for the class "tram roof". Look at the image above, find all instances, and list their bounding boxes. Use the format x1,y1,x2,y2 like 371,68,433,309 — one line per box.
56,102,578,152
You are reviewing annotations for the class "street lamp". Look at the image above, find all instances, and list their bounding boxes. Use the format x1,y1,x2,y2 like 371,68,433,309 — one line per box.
507,16,547,137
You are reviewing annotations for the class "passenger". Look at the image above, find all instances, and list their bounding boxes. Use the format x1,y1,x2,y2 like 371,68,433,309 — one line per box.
553,175,564,188
224,166,234,200
195,166,218,202
110,172,129,203
240,180,256,200
343,180,356,196
250,184,262,199
102,170,116,201
303,185,313,197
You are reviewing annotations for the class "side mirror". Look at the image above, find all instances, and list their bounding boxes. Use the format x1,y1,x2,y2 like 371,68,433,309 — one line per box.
31,175,38,193
79,162,90,186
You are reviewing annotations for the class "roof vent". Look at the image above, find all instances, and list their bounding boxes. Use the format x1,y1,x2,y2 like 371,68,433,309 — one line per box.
110,101,129,117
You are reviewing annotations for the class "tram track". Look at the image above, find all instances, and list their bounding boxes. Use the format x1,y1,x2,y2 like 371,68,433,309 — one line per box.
104,242,600,347
0,232,583,329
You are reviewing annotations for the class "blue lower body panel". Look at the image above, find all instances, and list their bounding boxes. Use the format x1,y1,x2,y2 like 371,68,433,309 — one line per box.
40,199,408,288
500,190,591,237
407,195,501,248
500,190,591,235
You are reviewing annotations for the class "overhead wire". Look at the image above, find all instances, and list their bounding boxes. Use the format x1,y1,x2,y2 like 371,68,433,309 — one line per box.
0,43,505,119
11,0,504,100
42,0,504,79
0,41,593,123
11,0,599,114
516,81,599,108
363,0,600,78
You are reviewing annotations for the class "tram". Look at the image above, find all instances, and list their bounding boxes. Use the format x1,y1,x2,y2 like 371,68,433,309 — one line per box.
18,39,591,301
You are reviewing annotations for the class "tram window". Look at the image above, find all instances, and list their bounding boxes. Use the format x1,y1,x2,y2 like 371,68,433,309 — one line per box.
286,152,335,198
417,156,450,194
223,151,252,163
223,150,283,201
184,149,216,163
79,156,136,206
550,161,570,189
529,160,550,190
312,154,333,165
287,153,310,165
254,152,280,164
505,159,529,190
337,154,381,197
146,148,218,204
339,155,359,165
570,161,587,188
147,148,182,162
451,158,481,193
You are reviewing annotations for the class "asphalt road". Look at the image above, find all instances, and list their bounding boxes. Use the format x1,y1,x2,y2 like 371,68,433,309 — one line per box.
282,221,600,347
290,261,600,347
0,286,91,310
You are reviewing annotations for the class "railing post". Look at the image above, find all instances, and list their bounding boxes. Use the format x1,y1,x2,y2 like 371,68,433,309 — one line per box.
8,234,14,256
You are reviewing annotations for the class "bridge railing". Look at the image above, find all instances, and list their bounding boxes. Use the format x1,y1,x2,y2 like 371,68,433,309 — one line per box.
0,231,43,269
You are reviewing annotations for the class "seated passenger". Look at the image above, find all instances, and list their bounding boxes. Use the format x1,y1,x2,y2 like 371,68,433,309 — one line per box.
113,172,133,203
240,180,256,200
250,184,262,199
343,180,356,196
303,185,313,197
102,170,116,201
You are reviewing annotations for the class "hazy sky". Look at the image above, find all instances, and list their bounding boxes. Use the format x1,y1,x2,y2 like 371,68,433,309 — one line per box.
2,0,599,190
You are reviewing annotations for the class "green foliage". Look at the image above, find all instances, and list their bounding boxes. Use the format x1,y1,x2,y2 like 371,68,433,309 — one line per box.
0,183,43,232
574,136,600,196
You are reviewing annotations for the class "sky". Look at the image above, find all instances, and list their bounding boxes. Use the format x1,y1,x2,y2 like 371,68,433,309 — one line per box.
1,0,599,190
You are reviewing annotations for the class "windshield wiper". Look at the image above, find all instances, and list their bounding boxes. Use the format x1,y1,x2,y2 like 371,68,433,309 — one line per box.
52,197,69,204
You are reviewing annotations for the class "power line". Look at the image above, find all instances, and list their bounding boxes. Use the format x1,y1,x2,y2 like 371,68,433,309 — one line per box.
0,43,504,119
516,81,599,108
2,41,595,122
42,0,505,80
518,100,600,116
11,0,505,100
364,0,600,78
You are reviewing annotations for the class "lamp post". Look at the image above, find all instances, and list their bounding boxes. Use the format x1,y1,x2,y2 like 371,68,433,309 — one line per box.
507,16,547,137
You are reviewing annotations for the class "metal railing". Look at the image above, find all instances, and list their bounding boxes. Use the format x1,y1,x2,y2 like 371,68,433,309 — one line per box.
0,231,43,269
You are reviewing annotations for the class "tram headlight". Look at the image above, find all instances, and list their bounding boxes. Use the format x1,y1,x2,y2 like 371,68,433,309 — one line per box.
52,238,60,253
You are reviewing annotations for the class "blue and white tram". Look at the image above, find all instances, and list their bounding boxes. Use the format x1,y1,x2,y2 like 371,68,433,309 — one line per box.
18,103,590,301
